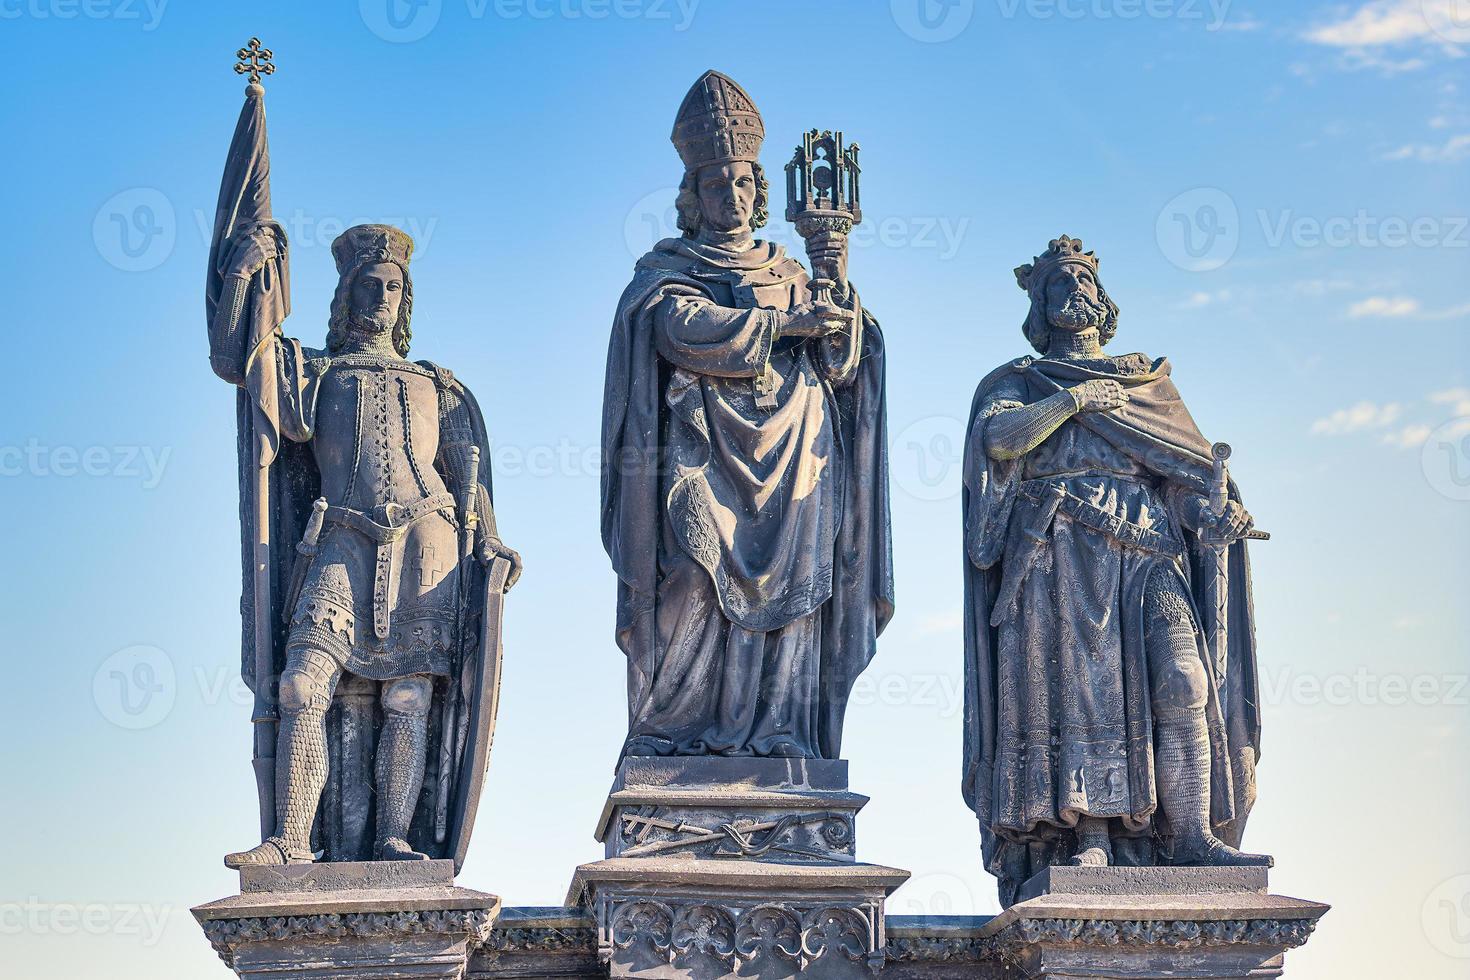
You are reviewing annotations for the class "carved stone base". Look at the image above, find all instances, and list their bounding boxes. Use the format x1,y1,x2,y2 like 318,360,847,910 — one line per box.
192,860,502,979
575,757,908,979
569,858,909,979
977,866,1328,979
596,757,865,863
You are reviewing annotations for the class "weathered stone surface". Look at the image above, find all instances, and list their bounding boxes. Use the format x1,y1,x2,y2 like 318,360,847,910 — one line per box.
884,916,1008,980
1017,865,1269,902
615,757,850,792
206,40,518,875
193,862,501,978
470,907,601,979
978,867,1327,979
602,69,891,764
598,757,867,864
570,858,909,980
241,859,456,894
961,235,1277,907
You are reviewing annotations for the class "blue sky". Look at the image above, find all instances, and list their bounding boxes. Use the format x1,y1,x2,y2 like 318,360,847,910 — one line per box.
2,1,1467,977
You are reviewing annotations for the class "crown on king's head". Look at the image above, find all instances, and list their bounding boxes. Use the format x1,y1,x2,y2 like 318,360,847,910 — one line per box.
1014,235,1100,292
671,70,765,172
331,224,414,276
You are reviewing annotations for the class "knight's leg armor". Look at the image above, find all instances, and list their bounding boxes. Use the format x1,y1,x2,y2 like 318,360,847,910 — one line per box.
1145,580,1270,867
375,674,433,860
225,647,340,867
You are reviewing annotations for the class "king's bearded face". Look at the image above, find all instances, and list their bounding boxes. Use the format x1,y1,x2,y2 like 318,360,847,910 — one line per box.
349,261,404,335
1044,263,1108,333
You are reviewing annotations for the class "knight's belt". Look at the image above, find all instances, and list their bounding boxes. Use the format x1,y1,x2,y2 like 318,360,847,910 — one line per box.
324,492,457,640
1020,479,1183,560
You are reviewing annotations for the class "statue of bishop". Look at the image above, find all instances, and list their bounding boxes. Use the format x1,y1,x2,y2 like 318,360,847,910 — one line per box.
601,71,894,760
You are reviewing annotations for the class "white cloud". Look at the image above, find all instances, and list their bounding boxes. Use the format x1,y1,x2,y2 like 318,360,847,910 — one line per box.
1304,0,1445,47
1180,289,1232,309
1430,387,1470,415
1219,16,1264,32
1311,401,1404,435
1381,133,1470,161
1348,296,1422,318
1381,423,1433,448
1351,299,1470,320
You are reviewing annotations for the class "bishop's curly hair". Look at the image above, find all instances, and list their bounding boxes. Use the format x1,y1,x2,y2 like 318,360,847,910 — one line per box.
325,258,414,357
675,163,769,236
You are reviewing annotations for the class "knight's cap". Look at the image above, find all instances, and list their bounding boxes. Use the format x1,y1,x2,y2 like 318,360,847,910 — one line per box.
1014,235,1099,293
331,224,414,276
671,70,765,172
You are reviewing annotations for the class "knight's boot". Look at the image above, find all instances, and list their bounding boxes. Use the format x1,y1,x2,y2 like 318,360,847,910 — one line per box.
1069,816,1113,867
375,704,431,861
1156,711,1273,868
224,700,329,869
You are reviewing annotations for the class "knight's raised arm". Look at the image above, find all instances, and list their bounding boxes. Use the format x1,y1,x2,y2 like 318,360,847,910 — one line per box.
207,222,290,386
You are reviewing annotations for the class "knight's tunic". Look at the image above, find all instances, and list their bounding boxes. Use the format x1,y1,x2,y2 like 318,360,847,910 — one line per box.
277,353,457,679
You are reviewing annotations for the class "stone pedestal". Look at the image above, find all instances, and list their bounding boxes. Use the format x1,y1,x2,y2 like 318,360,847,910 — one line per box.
570,757,909,979
978,866,1328,979
192,860,502,979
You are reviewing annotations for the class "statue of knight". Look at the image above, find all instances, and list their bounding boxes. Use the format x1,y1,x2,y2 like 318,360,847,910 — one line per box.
205,41,521,869
960,236,1271,907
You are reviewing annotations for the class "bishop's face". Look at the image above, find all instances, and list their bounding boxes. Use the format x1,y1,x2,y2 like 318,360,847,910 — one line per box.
696,161,757,233
1045,263,1107,333
350,261,404,335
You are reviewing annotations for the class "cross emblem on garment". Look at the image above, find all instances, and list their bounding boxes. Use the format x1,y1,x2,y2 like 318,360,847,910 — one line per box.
234,37,276,84
414,544,447,589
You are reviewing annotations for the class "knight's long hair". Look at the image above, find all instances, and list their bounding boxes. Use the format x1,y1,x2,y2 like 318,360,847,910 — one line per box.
1022,276,1120,354
675,163,769,236
326,258,414,357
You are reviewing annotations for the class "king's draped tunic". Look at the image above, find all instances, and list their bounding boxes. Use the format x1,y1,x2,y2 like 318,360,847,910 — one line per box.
602,237,894,758
961,354,1261,898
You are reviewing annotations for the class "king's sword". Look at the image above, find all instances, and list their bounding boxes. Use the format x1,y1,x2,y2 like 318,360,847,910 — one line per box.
1205,442,1269,717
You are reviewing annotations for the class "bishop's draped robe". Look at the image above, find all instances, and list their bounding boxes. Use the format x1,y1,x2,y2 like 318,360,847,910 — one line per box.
601,236,894,759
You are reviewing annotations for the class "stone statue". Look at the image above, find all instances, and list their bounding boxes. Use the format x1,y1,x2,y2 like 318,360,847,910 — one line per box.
960,236,1271,907
204,61,519,870
600,70,894,760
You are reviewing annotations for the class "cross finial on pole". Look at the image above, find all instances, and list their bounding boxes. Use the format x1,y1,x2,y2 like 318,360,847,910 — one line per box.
234,37,275,92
